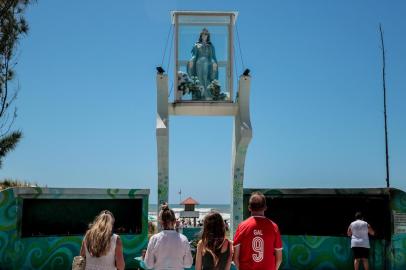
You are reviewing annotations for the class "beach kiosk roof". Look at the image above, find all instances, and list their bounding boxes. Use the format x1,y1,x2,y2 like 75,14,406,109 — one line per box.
180,197,199,221
180,197,199,205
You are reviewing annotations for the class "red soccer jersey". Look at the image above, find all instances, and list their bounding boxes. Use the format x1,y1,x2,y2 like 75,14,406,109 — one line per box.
233,216,283,270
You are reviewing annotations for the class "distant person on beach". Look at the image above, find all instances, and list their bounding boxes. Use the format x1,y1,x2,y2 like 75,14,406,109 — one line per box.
144,203,193,270
175,219,181,232
80,210,125,270
148,221,157,239
347,211,375,270
233,192,283,270
224,220,229,231
195,211,233,270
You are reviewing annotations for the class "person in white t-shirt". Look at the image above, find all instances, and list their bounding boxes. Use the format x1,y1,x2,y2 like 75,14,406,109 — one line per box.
144,203,193,270
347,212,375,270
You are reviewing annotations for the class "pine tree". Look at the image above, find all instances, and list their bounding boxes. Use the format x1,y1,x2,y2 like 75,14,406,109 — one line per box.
0,130,21,168
0,0,32,168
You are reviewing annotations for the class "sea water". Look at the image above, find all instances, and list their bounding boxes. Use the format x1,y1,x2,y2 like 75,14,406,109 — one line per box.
149,204,230,222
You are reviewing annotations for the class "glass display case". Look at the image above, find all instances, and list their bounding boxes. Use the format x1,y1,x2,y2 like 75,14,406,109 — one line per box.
172,11,237,102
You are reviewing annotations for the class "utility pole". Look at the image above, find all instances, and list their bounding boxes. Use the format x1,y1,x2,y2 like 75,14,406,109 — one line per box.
379,24,390,188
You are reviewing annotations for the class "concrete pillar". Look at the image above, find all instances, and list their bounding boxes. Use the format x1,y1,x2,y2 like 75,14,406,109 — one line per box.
156,74,169,219
230,75,252,237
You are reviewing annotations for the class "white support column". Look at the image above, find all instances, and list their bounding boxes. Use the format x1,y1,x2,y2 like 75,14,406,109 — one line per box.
156,74,169,216
231,75,252,237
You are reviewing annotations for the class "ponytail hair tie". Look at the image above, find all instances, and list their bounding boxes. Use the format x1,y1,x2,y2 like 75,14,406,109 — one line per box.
161,203,169,211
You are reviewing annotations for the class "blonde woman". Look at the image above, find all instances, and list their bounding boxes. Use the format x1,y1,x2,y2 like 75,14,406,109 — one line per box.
195,211,233,270
80,210,125,270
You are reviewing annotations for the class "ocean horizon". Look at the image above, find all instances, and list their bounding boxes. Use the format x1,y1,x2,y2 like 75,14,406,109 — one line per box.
149,203,230,212
149,203,231,221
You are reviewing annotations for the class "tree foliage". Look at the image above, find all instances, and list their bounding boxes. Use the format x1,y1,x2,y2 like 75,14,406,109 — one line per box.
0,0,31,167
0,177,37,190
0,129,21,167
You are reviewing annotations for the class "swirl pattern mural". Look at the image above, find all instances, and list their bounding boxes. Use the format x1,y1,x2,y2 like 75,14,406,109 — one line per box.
2,187,406,269
0,187,149,270
280,236,386,270
243,188,406,270
391,189,406,270
392,235,406,270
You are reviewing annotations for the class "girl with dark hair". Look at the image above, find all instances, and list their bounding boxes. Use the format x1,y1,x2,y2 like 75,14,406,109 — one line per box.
144,203,193,270
195,211,233,270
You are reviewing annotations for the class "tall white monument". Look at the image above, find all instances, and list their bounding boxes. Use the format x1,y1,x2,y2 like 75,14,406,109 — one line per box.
156,11,252,235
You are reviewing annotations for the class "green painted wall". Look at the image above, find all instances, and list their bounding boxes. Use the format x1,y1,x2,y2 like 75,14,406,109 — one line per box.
0,187,149,270
242,188,406,270
389,188,406,270
280,235,386,269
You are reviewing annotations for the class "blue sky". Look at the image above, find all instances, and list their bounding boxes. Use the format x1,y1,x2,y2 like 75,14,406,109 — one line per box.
1,0,405,204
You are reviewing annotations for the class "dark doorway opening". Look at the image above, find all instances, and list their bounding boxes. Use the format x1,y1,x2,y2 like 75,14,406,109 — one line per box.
264,195,390,239
21,199,143,237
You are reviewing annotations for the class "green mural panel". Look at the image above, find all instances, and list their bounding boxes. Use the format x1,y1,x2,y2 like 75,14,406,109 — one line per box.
280,235,385,270
243,188,406,270
390,189,406,270
0,187,149,270
391,234,406,270
390,189,406,212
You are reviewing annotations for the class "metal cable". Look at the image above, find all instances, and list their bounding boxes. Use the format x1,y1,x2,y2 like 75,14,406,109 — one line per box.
166,27,174,98
235,23,246,70
161,24,174,68
233,43,239,100
166,26,174,72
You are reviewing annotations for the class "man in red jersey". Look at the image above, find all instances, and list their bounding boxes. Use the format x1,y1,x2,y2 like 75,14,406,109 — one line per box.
233,192,283,270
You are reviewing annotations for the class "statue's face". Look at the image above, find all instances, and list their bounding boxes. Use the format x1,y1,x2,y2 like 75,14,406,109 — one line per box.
201,32,208,42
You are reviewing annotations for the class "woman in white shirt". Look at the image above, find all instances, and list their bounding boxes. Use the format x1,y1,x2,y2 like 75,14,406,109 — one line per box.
347,212,375,270
144,203,193,270
80,210,125,270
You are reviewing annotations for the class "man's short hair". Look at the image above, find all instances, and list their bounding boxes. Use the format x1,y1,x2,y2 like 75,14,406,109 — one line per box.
248,192,267,211
355,211,363,220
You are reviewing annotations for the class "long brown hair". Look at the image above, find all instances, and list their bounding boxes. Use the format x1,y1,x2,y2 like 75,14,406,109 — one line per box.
200,211,226,267
159,203,176,230
85,210,115,257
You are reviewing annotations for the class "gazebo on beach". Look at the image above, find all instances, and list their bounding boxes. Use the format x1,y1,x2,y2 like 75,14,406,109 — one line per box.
179,196,199,226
